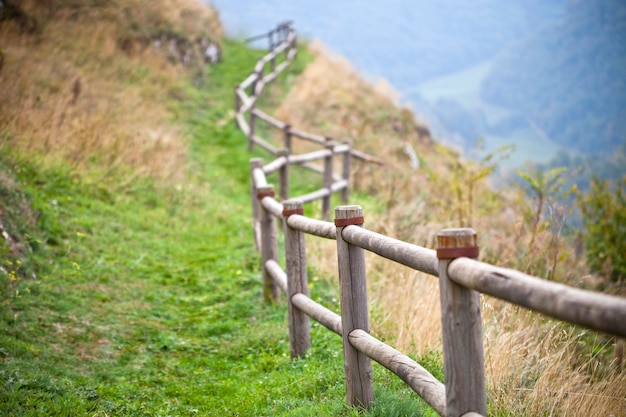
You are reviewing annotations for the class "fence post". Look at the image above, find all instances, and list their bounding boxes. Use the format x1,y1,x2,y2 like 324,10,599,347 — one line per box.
268,29,274,52
278,150,290,201
335,205,374,410
322,139,334,221
255,65,265,96
278,124,292,202
234,85,241,114
250,158,264,251
283,124,292,155
259,184,279,303
283,200,311,358
290,26,297,60
436,228,486,417
248,104,256,152
269,31,276,72
341,139,351,204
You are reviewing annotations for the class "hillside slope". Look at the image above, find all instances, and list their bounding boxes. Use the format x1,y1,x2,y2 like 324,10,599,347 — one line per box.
1,1,624,416
0,2,438,415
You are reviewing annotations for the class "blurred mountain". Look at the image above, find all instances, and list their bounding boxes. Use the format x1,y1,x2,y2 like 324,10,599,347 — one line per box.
481,0,626,154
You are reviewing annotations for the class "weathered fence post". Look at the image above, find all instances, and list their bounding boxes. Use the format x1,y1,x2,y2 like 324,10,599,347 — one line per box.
283,123,292,155
437,228,486,417
259,184,279,303
250,158,264,251
278,149,290,201
234,85,241,114
283,200,311,358
322,139,334,221
290,27,297,60
268,30,276,72
255,65,265,96
278,124,292,202
341,139,351,204
335,205,374,410
268,29,274,52
248,103,256,152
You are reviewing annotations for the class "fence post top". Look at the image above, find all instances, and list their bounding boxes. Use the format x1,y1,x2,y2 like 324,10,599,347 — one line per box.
282,199,304,217
436,228,478,259
283,123,291,131
257,184,275,200
335,205,364,227
250,157,264,167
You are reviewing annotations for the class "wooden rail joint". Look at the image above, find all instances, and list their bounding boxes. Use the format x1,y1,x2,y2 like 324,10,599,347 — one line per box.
335,216,364,227
282,206,304,217
437,246,479,259
257,187,275,200
436,228,479,259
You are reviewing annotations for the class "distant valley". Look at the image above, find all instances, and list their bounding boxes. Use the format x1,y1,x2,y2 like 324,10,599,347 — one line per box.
209,0,625,179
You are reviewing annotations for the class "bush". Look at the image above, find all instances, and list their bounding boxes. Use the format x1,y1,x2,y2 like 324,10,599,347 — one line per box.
578,175,626,284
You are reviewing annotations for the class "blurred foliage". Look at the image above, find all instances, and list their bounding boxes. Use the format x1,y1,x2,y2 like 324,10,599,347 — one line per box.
536,143,626,191
578,175,626,285
481,0,626,155
515,166,579,279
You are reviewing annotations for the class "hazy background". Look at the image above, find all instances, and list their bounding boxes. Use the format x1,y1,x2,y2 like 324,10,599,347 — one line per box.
208,0,626,175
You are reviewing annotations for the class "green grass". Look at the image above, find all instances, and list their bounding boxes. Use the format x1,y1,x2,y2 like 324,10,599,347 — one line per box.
0,38,438,416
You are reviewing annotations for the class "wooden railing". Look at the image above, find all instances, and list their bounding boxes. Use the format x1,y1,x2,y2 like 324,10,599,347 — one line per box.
235,22,382,224
235,24,626,417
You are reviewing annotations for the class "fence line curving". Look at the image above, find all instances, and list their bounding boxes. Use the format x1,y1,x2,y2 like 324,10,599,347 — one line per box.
234,23,626,417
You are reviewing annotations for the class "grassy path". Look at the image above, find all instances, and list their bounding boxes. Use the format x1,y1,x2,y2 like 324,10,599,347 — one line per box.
0,39,434,416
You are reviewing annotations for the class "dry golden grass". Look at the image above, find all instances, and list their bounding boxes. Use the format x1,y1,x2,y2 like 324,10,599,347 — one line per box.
0,0,222,182
278,43,626,415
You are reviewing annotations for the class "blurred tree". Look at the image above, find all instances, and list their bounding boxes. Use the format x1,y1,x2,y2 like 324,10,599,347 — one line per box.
578,175,626,285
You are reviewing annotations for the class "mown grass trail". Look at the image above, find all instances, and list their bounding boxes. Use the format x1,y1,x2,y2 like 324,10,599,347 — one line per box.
0,39,437,416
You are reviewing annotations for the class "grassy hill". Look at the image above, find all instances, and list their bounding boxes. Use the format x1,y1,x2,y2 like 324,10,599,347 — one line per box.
1,1,624,416
0,1,438,415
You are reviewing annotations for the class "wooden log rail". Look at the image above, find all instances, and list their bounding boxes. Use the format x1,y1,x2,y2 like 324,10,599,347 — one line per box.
237,23,626,417
235,23,384,215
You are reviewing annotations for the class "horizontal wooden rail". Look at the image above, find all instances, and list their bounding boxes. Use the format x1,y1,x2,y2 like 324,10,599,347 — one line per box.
331,179,349,193
351,149,385,165
448,258,626,338
291,293,343,335
288,127,328,145
296,187,331,204
239,73,258,90
333,143,351,154
252,134,281,154
299,162,325,175
286,214,336,239
349,329,446,416
262,156,287,175
341,227,438,276
253,108,287,130
261,195,284,218
265,259,287,295
236,113,250,136
288,149,332,165
298,163,343,182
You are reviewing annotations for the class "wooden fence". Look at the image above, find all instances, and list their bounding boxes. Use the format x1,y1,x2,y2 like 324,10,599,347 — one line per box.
235,23,626,417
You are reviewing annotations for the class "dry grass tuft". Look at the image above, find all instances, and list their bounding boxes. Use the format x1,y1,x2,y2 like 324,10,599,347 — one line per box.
0,0,222,182
278,43,626,415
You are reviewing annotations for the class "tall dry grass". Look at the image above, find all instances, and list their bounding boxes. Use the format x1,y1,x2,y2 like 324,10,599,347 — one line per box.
0,0,222,182
277,43,625,415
